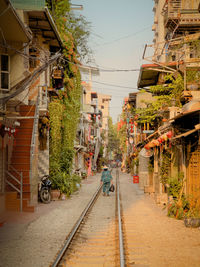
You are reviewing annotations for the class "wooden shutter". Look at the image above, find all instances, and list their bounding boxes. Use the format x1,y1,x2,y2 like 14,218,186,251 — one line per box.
187,145,200,207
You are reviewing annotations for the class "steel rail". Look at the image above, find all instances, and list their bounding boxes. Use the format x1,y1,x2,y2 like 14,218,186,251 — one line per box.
116,169,125,267
51,184,102,267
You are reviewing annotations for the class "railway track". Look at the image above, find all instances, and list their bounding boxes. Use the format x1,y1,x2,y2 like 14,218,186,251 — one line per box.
51,168,126,267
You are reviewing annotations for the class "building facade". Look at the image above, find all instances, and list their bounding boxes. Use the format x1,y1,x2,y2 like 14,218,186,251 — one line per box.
0,0,62,213
136,0,200,208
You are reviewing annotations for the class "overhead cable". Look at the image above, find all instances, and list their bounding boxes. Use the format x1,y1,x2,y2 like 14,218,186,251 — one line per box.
1,52,61,104
62,54,140,72
84,80,138,90
95,26,151,47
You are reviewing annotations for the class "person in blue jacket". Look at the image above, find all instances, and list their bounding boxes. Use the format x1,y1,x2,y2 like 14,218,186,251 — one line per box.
101,165,113,196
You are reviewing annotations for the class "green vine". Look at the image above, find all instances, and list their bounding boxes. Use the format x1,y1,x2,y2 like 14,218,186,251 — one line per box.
47,0,90,195
136,73,184,127
160,151,171,185
167,172,189,220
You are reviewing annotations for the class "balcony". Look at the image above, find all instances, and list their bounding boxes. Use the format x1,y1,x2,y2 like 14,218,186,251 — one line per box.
11,0,45,11
163,0,181,29
163,0,200,32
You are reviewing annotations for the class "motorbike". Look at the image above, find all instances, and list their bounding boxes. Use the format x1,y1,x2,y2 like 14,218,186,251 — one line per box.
38,175,52,204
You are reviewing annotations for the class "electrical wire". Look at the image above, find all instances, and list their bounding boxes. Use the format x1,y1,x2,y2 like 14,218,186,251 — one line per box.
0,41,140,73
95,26,151,47
84,80,138,90
84,84,137,92
0,40,138,100
97,68,140,72
62,56,140,72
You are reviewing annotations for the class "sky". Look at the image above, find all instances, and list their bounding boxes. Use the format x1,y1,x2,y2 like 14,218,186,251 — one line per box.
73,0,154,122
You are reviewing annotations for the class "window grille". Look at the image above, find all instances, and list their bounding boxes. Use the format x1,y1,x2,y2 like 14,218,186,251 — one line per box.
0,55,9,92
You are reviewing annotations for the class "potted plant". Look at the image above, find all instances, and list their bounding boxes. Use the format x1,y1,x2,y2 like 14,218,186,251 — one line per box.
51,188,61,200
81,172,87,179
50,172,62,200
184,204,200,228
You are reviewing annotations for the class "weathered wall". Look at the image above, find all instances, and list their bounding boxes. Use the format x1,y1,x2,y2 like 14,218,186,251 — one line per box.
136,92,154,109
138,154,149,189
152,0,166,62
30,132,39,206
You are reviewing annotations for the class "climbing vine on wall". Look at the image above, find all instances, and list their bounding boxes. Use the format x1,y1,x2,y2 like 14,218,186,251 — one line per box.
47,0,91,194
160,151,171,185
49,101,63,176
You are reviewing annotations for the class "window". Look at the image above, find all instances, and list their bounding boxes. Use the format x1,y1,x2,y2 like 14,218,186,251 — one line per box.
0,140,3,193
29,48,37,69
0,55,9,91
101,105,104,109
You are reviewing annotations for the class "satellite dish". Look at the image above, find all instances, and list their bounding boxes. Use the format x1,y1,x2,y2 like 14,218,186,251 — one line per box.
139,148,153,158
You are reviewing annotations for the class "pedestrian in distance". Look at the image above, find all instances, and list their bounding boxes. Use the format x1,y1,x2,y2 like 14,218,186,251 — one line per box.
101,165,113,196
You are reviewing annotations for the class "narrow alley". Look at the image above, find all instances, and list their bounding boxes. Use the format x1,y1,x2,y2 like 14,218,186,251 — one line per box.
1,0,200,266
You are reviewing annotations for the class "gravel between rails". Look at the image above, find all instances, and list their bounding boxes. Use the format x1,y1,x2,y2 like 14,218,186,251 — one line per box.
0,174,101,267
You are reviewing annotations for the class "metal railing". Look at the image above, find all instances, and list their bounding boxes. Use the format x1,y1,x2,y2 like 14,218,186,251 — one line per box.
5,165,23,212
162,0,181,17
168,0,181,16
30,85,48,180
116,168,125,267
29,91,39,181
51,184,102,267
38,85,48,112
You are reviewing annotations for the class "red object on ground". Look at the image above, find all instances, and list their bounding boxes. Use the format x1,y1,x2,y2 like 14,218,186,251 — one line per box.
133,175,139,183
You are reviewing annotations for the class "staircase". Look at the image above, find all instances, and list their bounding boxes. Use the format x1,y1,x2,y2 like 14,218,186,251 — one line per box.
5,105,36,212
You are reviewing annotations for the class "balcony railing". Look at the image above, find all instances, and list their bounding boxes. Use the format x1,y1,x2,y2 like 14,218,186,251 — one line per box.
163,0,181,26
38,86,48,114
163,0,200,30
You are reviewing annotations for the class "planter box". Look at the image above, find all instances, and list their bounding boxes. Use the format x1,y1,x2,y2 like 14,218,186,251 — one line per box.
51,190,60,201
184,218,200,228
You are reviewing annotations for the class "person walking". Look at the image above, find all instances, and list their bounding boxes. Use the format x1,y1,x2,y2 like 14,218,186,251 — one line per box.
101,165,113,196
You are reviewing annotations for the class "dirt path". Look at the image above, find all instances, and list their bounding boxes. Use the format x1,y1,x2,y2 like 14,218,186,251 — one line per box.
120,171,200,267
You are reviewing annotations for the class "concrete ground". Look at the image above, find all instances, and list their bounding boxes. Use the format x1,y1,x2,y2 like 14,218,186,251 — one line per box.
0,171,200,267
0,173,101,267
120,172,200,267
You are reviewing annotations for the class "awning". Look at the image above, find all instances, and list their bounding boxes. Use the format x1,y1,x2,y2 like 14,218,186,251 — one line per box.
137,61,184,88
172,128,199,140
170,109,200,122
11,0,61,48
0,0,32,44
27,7,62,48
